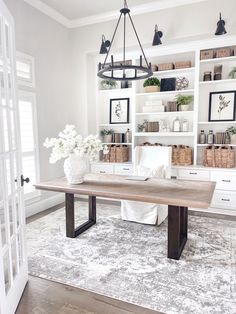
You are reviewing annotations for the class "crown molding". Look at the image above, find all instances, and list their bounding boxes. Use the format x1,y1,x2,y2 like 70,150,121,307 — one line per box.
24,0,209,29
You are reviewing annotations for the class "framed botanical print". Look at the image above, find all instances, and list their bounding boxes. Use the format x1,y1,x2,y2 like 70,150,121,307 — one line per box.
110,98,130,124
209,91,236,122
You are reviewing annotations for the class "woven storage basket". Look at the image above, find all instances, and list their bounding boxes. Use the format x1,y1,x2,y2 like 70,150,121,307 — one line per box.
116,146,129,163
216,47,231,58
202,145,215,167
158,63,174,71
200,49,214,60
102,145,111,162
214,146,235,168
174,61,191,69
109,146,116,163
172,145,193,166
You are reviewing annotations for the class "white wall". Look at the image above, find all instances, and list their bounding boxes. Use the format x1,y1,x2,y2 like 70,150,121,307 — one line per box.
5,0,78,183
70,0,236,134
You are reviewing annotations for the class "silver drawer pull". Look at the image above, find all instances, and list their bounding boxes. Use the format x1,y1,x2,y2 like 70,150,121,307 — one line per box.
221,198,230,202
123,168,130,171
189,172,197,175
100,171,106,174
222,180,231,183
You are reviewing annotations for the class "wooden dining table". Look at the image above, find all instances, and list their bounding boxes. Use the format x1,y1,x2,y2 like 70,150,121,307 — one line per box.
35,174,215,260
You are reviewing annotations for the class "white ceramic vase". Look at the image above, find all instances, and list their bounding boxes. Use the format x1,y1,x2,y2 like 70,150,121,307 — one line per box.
64,154,89,184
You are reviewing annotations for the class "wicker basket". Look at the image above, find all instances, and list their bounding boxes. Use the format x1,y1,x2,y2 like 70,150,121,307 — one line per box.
109,146,117,163
216,47,231,58
174,61,191,69
116,146,129,163
157,63,174,71
172,145,193,166
203,146,235,168
200,49,214,60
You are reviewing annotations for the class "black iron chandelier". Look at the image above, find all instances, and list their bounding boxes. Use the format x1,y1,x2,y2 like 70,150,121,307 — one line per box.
97,0,153,81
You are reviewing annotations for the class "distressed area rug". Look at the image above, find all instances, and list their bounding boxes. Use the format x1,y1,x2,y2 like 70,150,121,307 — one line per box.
27,201,236,314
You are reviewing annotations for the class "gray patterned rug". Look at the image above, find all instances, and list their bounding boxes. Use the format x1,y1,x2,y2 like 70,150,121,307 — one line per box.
27,201,236,314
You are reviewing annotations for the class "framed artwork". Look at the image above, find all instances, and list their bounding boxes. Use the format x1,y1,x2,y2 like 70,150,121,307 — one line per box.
110,98,130,124
209,91,236,122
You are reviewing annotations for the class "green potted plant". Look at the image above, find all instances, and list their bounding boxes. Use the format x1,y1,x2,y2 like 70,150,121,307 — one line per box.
100,129,114,143
226,126,236,144
228,67,236,79
176,94,193,111
100,80,118,90
143,77,160,93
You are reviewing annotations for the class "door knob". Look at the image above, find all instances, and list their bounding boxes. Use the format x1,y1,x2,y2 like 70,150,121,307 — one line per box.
20,175,30,187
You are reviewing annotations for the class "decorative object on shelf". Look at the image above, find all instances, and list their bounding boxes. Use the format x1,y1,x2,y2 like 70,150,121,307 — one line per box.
228,67,236,79
143,99,165,112
216,47,231,58
214,64,222,80
43,125,106,184
113,132,124,143
147,121,159,132
102,145,129,163
100,80,118,90
176,76,189,90
215,13,227,36
159,119,170,132
176,94,193,111
160,77,176,92
99,35,111,54
203,71,212,81
100,129,114,143
215,132,227,144
110,98,130,124
137,120,148,132
97,1,152,81
124,128,132,143
121,80,129,89
167,101,177,112
203,146,235,168
157,63,174,71
226,126,236,144
172,117,181,132
181,119,189,132
200,49,214,60
152,25,163,46
172,145,193,166
151,64,158,72
209,91,236,121
199,130,206,144
143,77,160,93
174,61,191,69
207,130,214,144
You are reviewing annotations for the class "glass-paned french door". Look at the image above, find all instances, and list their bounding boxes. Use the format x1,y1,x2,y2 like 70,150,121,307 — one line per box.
0,1,28,313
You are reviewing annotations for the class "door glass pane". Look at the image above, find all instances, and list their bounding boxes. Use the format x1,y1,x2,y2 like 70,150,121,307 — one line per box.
5,23,10,62
3,251,11,294
10,109,16,150
19,99,34,152
15,193,20,227
0,195,6,247
11,239,18,278
22,155,36,194
2,107,9,151
17,231,23,266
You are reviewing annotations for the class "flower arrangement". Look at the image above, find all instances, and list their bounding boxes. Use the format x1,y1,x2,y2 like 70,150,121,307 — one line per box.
44,125,106,163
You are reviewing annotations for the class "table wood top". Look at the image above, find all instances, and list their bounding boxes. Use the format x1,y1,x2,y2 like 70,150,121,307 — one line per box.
35,174,216,209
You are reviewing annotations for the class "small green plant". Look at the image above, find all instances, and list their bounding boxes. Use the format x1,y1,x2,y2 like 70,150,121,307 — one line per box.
176,94,193,106
143,77,160,88
100,129,114,136
226,126,236,135
100,80,117,89
137,120,148,132
228,67,236,79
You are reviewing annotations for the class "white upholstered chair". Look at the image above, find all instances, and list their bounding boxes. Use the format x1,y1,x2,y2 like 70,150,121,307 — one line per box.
121,146,172,225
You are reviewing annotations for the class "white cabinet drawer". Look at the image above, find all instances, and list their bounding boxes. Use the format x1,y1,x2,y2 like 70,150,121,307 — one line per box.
178,169,210,181
91,164,114,174
211,191,236,210
114,164,133,175
211,171,236,191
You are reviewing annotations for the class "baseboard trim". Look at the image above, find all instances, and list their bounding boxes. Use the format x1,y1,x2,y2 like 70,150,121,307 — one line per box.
26,194,65,218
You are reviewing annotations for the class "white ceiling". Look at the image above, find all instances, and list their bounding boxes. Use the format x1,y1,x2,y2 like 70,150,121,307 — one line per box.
24,0,209,28
39,0,150,20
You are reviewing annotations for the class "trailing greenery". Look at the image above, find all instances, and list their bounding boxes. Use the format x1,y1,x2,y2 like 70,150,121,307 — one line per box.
228,67,236,79
143,77,160,87
176,94,193,106
226,126,236,135
100,129,114,136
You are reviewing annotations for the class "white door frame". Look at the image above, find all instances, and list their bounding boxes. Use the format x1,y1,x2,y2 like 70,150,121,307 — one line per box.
0,1,28,313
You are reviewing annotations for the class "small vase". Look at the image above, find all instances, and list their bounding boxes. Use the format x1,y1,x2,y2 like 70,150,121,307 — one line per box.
178,104,190,111
230,134,236,144
103,134,112,143
64,154,89,184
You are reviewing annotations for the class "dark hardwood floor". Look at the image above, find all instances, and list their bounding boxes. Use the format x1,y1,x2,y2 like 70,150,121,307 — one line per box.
16,275,162,314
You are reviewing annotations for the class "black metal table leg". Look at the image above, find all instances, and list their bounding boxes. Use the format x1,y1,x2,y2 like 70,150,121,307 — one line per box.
168,205,188,260
65,193,96,238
